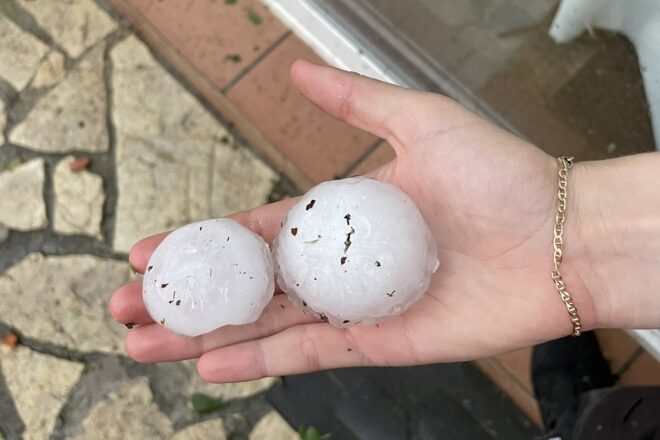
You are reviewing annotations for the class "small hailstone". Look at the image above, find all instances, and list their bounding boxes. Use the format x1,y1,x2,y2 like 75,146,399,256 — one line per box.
143,219,274,337
273,177,439,327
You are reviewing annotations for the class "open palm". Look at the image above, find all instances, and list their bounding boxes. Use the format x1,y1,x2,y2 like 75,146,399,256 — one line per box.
110,60,595,383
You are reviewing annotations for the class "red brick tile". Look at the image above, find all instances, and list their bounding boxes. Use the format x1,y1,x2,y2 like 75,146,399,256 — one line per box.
129,0,288,89
595,329,641,375
225,35,378,182
474,358,542,426
495,347,533,393
351,142,396,175
619,352,660,386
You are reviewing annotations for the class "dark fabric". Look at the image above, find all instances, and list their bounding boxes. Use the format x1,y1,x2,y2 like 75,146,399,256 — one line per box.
532,332,615,431
546,386,660,440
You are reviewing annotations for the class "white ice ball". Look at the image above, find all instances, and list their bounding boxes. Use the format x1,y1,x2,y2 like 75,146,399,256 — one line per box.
143,219,274,337
273,177,439,326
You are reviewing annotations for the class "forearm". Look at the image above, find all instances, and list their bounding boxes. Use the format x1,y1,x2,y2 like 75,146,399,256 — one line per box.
569,152,660,329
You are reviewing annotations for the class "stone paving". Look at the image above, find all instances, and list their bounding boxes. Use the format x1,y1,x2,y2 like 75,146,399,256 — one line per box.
0,1,295,438
0,159,47,231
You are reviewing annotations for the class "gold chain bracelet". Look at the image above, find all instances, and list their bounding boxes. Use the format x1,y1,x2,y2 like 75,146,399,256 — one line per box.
552,156,582,337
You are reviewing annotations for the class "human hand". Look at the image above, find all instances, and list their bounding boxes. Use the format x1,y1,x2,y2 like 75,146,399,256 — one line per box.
110,60,605,383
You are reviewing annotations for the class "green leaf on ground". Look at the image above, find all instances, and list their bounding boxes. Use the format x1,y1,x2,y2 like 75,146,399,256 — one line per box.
247,9,263,25
225,54,242,63
298,425,323,440
4,158,22,171
191,393,225,414
225,0,237,4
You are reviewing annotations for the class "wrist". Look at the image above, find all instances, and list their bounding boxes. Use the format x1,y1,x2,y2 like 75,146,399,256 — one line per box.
566,153,660,330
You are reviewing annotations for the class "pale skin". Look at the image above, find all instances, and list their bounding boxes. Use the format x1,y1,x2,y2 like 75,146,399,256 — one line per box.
109,60,660,383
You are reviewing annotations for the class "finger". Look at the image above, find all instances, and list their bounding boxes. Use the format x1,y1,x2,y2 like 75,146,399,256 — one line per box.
229,197,299,246
128,232,169,273
197,323,371,383
197,293,460,382
125,295,315,363
290,60,464,151
128,198,299,272
109,281,152,325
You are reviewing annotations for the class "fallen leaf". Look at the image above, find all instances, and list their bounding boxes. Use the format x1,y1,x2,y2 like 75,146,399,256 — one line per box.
4,158,22,172
298,426,323,440
225,54,242,63
69,156,90,172
191,393,225,414
1,332,18,347
247,9,263,25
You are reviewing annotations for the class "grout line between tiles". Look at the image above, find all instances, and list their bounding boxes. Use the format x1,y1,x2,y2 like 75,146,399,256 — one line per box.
616,346,645,378
340,138,384,177
490,359,533,396
474,358,542,425
221,30,292,94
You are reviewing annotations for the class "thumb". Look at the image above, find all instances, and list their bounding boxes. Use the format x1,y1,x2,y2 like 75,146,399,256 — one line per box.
290,60,465,152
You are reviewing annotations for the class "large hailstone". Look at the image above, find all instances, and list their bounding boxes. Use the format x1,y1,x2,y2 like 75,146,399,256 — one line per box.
273,177,439,326
143,219,274,337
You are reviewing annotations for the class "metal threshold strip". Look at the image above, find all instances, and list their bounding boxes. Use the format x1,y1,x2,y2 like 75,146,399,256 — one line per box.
261,0,521,137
